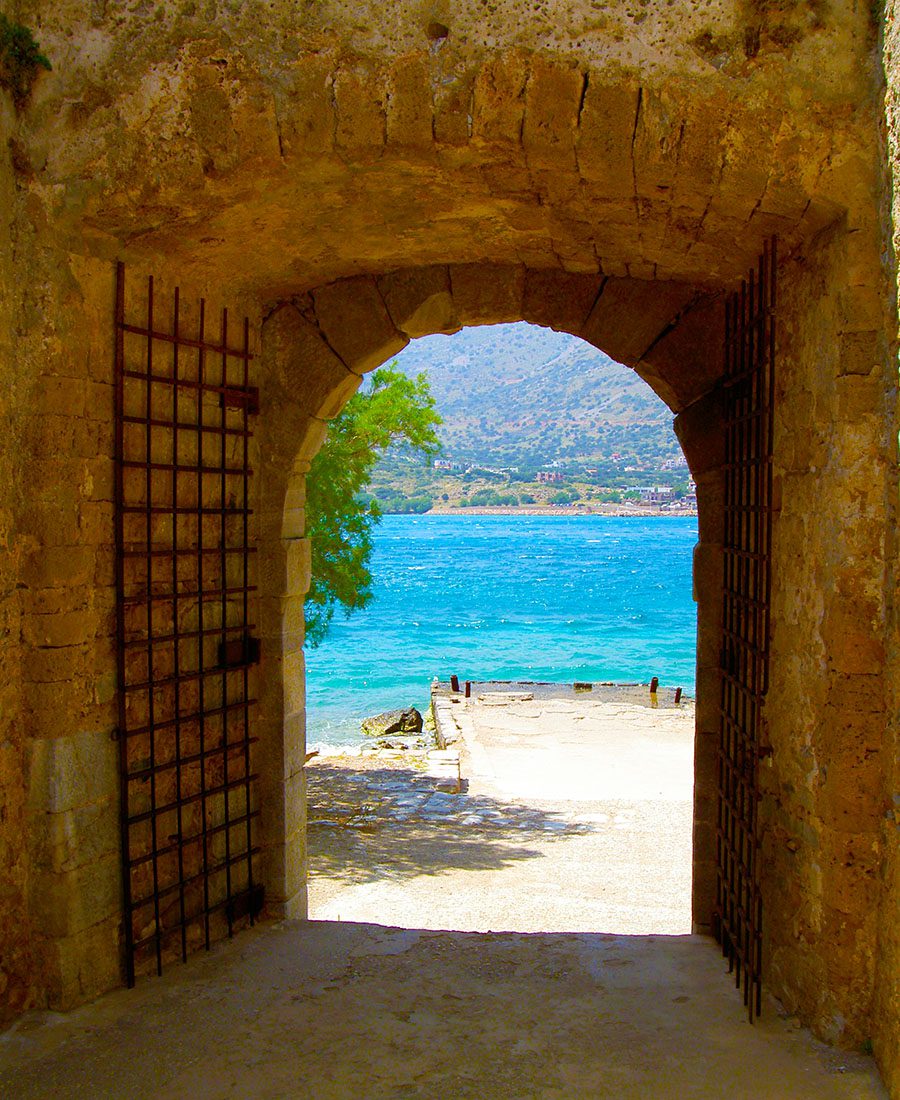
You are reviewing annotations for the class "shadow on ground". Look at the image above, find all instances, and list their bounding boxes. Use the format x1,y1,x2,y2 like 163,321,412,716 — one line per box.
0,920,886,1100
306,761,587,885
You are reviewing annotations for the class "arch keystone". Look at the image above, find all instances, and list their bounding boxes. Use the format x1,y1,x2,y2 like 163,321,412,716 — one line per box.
378,266,459,338
522,269,603,334
448,263,525,325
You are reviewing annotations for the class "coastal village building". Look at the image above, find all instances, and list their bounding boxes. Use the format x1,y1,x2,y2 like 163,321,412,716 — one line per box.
0,1,899,1094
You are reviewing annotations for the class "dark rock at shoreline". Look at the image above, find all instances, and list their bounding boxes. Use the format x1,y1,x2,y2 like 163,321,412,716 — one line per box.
361,707,424,737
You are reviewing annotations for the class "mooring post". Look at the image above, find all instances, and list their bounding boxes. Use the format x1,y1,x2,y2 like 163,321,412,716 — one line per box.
650,676,659,708
465,681,471,698
674,687,682,705
450,674,460,693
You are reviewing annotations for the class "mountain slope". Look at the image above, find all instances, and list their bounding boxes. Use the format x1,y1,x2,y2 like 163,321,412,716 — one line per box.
387,322,680,468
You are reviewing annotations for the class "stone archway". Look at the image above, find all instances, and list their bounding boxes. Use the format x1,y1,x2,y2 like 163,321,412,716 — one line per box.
253,263,727,940
1,2,897,1090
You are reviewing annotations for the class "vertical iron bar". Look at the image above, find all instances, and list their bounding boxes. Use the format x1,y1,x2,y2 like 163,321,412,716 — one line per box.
172,286,188,963
196,297,211,951
220,308,234,935
145,276,164,977
241,316,255,923
114,263,136,988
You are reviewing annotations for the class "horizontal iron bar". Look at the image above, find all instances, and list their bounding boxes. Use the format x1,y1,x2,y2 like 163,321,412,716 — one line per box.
123,659,258,694
119,321,253,361
121,546,256,560
121,459,254,477
127,771,260,827
122,622,256,649
120,505,253,516
127,807,260,869
121,698,257,739
122,414,251,438
122,583,257,606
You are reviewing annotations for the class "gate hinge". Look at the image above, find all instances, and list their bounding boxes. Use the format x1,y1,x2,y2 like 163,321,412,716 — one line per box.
218,633,261,669
226,883,265,925
221,385,259,415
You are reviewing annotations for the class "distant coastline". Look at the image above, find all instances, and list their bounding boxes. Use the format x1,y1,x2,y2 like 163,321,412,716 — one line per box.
410,505,698,518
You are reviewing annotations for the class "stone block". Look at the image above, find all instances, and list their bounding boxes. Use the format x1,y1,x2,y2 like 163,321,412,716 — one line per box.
23,608,98,649
576,79,640,198
632,86,684,201
281,594,306,640
838,330,880,377
641,296,724,413
28,728,118,816
334,62,386,156
582,277,698,374
472,53,529,146
312,277,407,376
36,377,86,417
30,852,120,940
43,914,121,1011
284,538,311,598
30,798,118,876
521,269,602,335
386,56,433,150
434,64,476,146
449,263,525,325
522,58,583,171
674,388,726,477
822,603,885,675
22,546,96,590
377,266,459,338
276,54,334,157
24,645,86,685
263,304,362,419
282,648,306,715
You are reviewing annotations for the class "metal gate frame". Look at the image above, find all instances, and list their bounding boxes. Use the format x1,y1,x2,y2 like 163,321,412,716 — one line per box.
114,264,263,984
715,239,776,1021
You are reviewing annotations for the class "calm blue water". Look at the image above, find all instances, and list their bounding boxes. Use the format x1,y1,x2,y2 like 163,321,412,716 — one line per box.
306,514,698,749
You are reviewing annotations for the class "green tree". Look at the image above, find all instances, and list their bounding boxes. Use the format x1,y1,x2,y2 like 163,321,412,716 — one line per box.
304,365,441,647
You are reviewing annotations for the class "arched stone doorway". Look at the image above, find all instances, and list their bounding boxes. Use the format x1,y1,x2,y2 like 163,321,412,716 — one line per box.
2,2,897,1089
254,262,727,941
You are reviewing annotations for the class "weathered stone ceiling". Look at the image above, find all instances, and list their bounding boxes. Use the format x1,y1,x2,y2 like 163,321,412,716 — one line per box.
16,0,880,297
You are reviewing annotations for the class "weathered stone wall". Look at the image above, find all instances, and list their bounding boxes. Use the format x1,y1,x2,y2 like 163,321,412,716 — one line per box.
17,251,122,1011
763,215,897,1063
0,79,36,1026
13,0,879,293
876,4,900,1094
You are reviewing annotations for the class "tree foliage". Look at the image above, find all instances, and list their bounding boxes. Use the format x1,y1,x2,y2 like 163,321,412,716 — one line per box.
304,365,441,647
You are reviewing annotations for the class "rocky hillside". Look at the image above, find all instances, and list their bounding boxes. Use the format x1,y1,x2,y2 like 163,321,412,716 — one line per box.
388,322,680,469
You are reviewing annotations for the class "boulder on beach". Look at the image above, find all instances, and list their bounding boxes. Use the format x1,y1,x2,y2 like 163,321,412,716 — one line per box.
361,706,423,738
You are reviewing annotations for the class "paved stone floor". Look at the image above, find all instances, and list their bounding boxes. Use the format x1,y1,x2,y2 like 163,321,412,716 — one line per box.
0,921,886,1099
0,687,888,1098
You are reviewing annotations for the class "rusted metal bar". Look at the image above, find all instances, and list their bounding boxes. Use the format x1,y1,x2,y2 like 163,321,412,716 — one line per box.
714,238,776,1024
240,314,257,926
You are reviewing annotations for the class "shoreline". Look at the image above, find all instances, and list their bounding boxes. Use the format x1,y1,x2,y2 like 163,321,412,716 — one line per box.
386,504,698,518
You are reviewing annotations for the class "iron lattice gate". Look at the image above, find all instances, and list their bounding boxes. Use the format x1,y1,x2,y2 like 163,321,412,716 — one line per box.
114,264,262,984
715,239,776,1021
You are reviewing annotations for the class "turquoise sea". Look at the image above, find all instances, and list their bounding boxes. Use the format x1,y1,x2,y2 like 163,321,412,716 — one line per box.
305,514,699,749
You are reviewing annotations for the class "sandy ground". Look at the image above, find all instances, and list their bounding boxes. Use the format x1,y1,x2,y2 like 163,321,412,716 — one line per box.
0,687,888,1099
